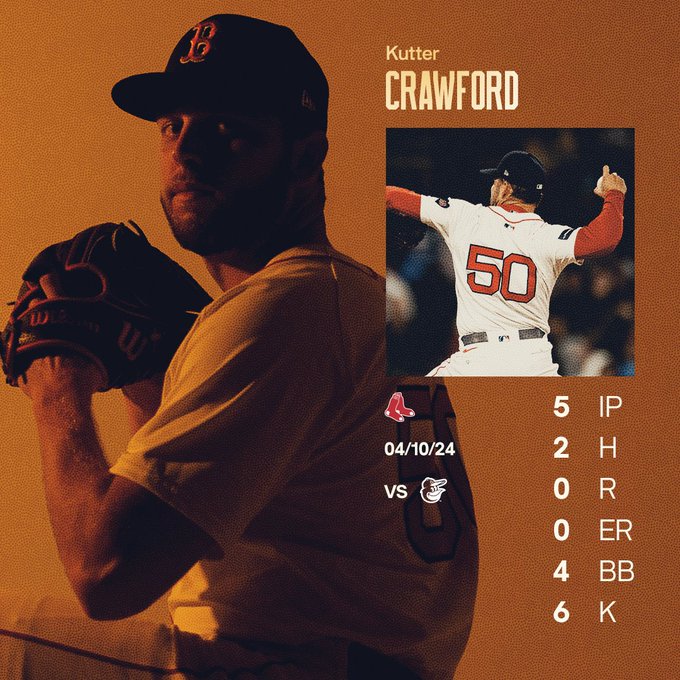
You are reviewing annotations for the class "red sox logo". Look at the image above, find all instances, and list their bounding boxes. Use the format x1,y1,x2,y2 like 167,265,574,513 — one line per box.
179,22,217,64
384,391,415,423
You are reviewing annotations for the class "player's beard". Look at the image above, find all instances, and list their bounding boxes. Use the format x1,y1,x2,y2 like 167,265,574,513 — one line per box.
161,153,292,257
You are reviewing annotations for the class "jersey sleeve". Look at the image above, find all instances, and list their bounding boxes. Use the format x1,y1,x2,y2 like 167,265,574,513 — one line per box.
534,223,584,270
574,190,625,258
385,186,421,219
110,281,344,551
419,196,471,240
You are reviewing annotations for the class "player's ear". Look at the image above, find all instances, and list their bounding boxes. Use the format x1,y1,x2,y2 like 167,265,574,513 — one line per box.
290,131,328,183
498,180,512,201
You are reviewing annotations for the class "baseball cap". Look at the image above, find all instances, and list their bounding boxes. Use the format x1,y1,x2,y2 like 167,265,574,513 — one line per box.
111,14,328,132
480,151,545,192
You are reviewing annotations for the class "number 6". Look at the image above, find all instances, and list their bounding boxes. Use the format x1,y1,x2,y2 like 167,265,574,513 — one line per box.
553,601,570,623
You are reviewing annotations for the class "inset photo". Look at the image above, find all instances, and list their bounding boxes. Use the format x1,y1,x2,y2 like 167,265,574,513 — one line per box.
386,128,634,377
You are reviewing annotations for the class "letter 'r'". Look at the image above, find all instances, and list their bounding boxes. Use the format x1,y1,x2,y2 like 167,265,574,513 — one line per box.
179,22,217,64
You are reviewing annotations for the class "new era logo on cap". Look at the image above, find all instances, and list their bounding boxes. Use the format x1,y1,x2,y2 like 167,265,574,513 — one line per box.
301,90,316,111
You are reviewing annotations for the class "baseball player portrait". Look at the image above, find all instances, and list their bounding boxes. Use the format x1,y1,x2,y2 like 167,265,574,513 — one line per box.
386,129,634,377
0,13,478,680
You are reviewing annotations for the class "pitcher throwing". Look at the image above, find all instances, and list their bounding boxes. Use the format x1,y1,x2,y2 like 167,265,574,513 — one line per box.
386,151,626,376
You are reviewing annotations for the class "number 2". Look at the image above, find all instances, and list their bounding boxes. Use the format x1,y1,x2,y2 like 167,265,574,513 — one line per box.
466,244,537,303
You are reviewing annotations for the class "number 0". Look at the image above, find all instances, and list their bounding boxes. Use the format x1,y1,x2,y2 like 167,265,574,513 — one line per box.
554,477,570,500
554,519,570,541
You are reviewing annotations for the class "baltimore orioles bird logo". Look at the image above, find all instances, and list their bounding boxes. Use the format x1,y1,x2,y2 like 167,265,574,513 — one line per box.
420,477,447,504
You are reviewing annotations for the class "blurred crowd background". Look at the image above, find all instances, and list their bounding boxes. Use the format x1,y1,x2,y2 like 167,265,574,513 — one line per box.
386,128,634,376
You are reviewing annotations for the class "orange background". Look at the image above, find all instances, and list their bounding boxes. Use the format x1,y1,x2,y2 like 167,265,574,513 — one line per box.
0,1,677,678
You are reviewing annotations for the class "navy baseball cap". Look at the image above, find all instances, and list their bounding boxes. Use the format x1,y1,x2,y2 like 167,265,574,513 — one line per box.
480,151,545,192
111,14,328,132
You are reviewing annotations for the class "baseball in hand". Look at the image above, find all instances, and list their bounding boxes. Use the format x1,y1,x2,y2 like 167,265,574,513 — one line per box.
596,172,615,192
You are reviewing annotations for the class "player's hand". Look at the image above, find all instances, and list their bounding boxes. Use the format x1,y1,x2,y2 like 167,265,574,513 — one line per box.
594,165,627,198
18,285,106,402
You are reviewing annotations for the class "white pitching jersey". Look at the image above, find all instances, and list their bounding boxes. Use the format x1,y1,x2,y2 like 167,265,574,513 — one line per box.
111,245,478,680
420,196,582,336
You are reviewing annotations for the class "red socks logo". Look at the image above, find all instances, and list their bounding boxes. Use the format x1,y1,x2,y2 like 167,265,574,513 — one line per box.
384,392,415,422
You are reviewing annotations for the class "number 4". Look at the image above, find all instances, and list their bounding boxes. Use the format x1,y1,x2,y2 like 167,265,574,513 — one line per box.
553,559,570,582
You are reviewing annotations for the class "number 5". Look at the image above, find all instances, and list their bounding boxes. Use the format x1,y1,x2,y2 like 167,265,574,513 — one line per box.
553,396,570,417
395,385,476,563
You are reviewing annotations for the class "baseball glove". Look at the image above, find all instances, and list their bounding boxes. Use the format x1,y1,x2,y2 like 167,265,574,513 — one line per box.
1,221,212,390
387,213,427,252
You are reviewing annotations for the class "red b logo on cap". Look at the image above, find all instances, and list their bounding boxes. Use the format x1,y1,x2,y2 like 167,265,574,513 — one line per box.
179,22,217,64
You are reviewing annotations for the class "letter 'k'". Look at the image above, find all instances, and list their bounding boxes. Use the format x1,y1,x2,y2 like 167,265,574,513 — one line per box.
384,392,416,422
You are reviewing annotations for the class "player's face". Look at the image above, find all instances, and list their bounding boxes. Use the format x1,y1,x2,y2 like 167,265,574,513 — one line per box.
158,110,292,255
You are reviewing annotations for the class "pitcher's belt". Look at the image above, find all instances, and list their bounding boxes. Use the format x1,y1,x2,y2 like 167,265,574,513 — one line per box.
461,328,546,345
